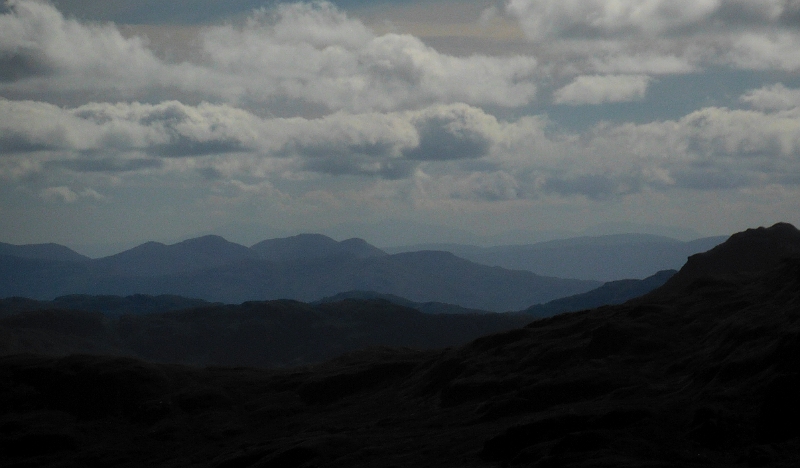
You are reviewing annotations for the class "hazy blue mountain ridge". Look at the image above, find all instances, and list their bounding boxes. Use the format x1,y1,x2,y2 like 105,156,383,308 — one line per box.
314,290,494,315
0,235,599,311
525,269,677,318
251,233,386,262
0,242,89,262
385,234,728,281
94,235,259,276
66,252,598,311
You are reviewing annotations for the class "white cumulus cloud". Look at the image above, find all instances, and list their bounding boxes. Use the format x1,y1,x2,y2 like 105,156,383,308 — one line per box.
553,74,651,105
504,0,800,75
741,83,800,111
0,1,539,112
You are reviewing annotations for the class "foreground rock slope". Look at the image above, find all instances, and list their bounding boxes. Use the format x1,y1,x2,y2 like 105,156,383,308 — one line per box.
2,223,799,467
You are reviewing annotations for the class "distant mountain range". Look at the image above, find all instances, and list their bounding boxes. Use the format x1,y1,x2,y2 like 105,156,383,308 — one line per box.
386,233,728,281
0,234,598,311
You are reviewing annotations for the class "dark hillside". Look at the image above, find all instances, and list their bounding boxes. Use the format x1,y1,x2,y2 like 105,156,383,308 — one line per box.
652,222,800,296
0,299,531,367
1,223,800,467
0,294,216,318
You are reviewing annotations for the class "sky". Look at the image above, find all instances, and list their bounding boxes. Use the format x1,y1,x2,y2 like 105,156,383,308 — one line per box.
2,0,800,255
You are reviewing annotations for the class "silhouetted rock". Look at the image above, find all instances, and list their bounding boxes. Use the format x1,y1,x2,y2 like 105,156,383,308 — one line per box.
652,222,800,297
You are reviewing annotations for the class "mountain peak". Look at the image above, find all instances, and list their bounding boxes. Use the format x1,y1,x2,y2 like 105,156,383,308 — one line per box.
251,234,385,262
654,222,800,295
0,242,89,262
175,235,237,249
96,236,255,276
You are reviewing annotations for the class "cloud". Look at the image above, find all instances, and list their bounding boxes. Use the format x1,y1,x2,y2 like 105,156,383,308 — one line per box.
0,99,263,156
503,0,800,75
40,185,103,203
197,3,539,111
506,0,799,41
402,104,497,160
7,94,800,202
50,157,163,173
413,170,522,202
553,74,651,105
741,83,800,110
0,0,166,95
0,98,506,180
3,1,800,208
0,1,539,111
505,0,720,40
541,173,642,199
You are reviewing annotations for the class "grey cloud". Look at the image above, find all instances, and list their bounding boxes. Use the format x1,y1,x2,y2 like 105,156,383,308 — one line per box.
280,140,398,160
7,91,800,201
777,171,800,185
51,157,163,173
778,1,800,26
0,1,166,99
402,108,495,161
0,133,60,153
542,173,643,200
71,101,262,157
198,166,223,180
671,167,754,190
302,156,415,180
403,117,491,161
713,1,800,28
152,139,248,157
0,49,53,82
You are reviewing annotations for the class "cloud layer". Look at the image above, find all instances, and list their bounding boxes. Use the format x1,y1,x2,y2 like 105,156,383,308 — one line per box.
5,84,800,202
505,0,800,77
0,1,538,111
1,0,800,244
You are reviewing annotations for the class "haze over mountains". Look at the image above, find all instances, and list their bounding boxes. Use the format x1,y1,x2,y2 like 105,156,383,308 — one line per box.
386,234,727,281
0,231,725,311
2,223,799,467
